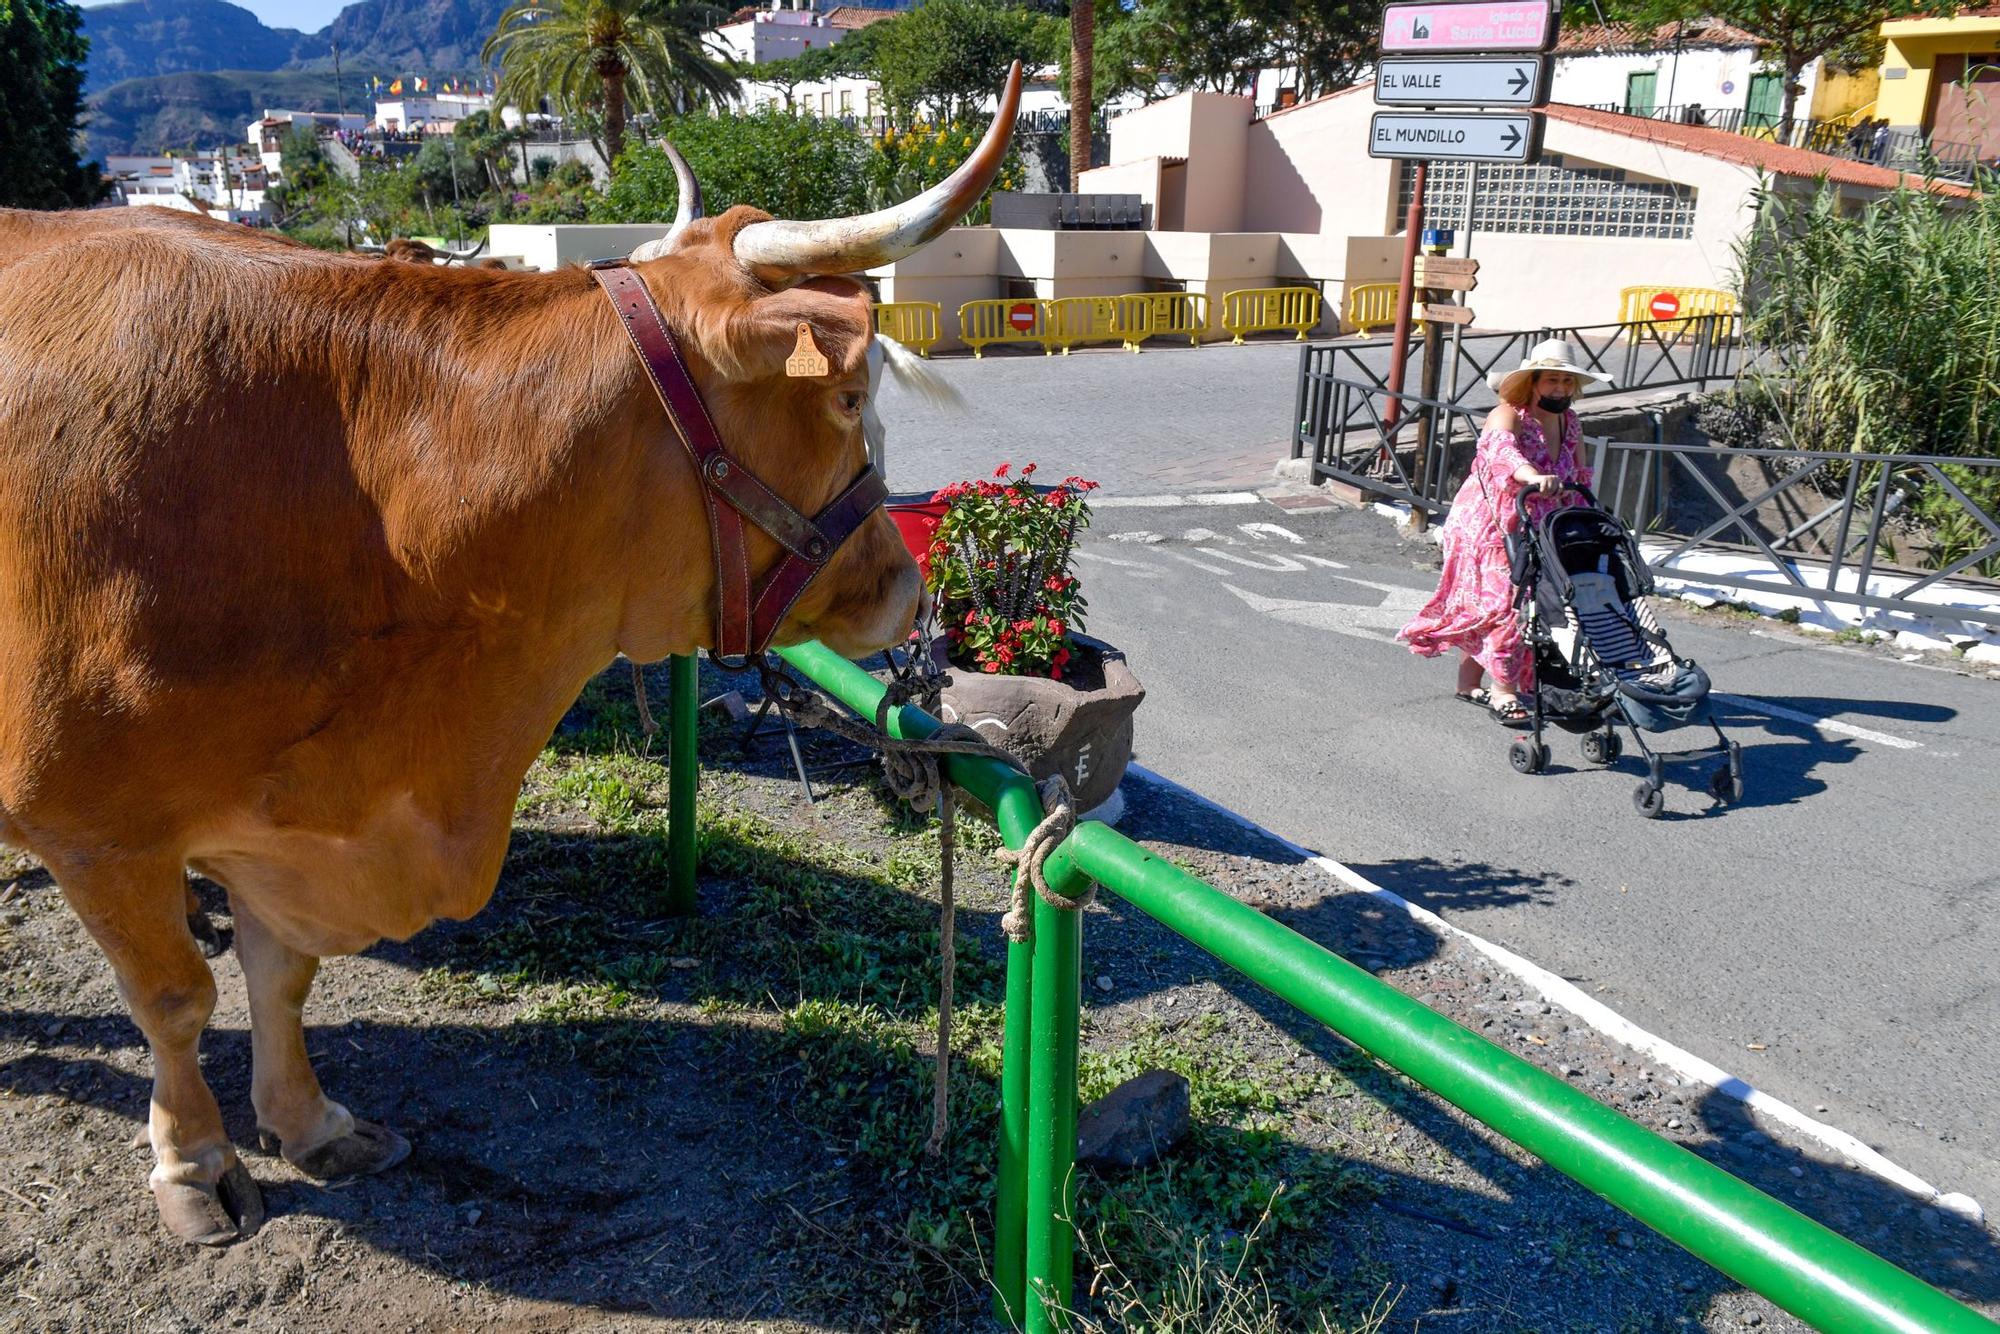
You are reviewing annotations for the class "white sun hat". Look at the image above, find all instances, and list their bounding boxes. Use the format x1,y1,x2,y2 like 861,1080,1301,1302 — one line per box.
1487,337,1615,401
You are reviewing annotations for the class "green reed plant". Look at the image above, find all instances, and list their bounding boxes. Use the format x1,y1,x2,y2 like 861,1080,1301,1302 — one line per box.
1733,175,2000,573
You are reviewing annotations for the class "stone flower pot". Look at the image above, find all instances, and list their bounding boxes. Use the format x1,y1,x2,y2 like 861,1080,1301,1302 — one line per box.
937,634,1144,813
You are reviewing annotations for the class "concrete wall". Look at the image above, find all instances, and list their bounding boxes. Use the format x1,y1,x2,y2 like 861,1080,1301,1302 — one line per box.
485,223,674,271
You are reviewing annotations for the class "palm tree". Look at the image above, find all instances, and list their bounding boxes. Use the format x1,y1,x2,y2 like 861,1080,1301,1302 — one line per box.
1069,0,1093,189
483,0,739,168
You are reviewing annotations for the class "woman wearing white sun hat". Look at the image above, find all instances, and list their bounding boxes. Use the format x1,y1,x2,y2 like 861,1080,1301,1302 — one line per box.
1398,339,1612,725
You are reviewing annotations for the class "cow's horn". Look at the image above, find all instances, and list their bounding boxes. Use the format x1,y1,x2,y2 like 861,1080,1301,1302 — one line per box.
628,141,704,262
731,60,1021,278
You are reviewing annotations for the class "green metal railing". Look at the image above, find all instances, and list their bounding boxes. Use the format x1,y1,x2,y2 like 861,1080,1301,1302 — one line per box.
660,646,1997,1334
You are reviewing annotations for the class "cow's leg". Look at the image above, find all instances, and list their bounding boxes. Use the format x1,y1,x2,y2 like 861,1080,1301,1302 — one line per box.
56,855,263,1245
231,897,410,1179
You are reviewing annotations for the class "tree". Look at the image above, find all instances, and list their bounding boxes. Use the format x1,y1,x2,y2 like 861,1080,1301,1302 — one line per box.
1616,0,1955,133
599,108,873,221
454,110,530,191
0,0,106,209
1068,0,1093,187
873,0,1061,123
483,0,741,168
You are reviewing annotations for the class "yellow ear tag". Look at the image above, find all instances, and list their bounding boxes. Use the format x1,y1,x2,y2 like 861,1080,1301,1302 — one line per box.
785,323,830,378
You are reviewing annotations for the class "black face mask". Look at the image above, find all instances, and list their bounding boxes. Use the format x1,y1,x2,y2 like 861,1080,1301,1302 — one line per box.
1537,394,1574,413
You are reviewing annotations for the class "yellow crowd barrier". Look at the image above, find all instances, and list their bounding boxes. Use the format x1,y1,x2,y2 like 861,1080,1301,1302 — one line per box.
1221,287,1322,343
871,301,943,357
1345,282,1423,338
1046,295,1128,354
1121,292,1211,349
957,298,1057,357
1617,285,1738,334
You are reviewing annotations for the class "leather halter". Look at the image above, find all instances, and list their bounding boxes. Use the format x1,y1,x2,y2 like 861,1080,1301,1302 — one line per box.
591,262,888,662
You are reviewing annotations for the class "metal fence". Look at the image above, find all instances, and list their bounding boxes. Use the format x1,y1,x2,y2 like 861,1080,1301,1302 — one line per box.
743,643,2000,1334
1301,313,1745,420
1293,368,2000,625
1581,103,1986,183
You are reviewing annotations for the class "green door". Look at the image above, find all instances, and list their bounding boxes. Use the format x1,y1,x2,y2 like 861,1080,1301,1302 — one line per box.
1746,72,1782,131
1625,71,1658,117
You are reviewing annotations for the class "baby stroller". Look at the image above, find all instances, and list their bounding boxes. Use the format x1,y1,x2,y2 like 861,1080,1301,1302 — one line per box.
1503,484,1743,817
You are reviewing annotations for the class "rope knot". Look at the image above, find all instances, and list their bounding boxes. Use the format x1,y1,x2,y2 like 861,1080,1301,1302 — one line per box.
995,774,1091,943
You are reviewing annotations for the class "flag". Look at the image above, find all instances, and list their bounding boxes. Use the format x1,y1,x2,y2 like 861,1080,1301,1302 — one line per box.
415,76,427,93
389,78,403,94
370,76,381,94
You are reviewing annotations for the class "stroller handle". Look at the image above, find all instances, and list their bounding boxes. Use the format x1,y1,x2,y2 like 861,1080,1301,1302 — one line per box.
1514,479,1599,527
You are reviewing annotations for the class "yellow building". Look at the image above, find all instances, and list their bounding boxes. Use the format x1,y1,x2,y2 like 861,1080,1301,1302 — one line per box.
1876,8,2000,159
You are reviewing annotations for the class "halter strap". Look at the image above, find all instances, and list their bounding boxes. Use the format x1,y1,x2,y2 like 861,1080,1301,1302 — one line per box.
592,262,888,659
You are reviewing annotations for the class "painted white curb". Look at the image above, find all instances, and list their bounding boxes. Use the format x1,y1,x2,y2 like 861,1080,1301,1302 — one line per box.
1122,761,1987,1227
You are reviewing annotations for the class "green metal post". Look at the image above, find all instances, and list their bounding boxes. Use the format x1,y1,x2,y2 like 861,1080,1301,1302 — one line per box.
997,933,1034,1327
1024,893,1082,1332
666,653,700,916
1040,822,1999,1334
775,643,1080,1327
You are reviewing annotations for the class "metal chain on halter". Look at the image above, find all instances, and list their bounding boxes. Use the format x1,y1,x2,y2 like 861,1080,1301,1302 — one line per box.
734,625,1091,1156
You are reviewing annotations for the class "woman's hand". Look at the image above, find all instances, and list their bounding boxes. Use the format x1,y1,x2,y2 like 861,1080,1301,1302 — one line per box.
1536,473,1562,495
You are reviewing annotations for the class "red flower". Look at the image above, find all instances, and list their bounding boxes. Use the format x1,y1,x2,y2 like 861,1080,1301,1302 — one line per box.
1053,647,1071,667
1044,575,1066,592
983,660,1001,673
1048,619,1065,637
1050,666,1063,681
996,645,1014,663
994,463,1011,478
1021,462,1037,476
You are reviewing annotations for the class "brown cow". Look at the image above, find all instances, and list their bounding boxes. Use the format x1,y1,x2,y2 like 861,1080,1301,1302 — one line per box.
0,67,1019,1246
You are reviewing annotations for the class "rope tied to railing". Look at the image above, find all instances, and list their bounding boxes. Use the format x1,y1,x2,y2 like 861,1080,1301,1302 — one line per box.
995,775,1089,943
739,649,1094,1157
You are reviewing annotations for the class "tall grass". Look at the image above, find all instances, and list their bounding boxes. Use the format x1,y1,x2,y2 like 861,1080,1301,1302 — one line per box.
1732,176,2000,574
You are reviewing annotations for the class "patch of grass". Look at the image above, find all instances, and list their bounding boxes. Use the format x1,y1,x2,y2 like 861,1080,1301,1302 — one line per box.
1775,607,1802,625
1831,625,1873,645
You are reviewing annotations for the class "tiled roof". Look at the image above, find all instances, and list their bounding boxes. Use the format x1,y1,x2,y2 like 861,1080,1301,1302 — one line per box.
1257,80,1371,121
1542,104,1978,196
1555,19,1766,53
826,6,899,27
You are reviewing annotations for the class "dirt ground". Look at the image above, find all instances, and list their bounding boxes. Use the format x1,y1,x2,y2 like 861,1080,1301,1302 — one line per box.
0,660,1993,1333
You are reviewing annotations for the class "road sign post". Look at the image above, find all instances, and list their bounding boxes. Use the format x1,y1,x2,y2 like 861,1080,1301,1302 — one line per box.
1374,0,1558,497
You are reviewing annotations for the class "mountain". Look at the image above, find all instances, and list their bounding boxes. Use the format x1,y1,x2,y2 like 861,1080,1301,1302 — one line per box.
81,0,513,154
82,68,386,158
80,0,317,95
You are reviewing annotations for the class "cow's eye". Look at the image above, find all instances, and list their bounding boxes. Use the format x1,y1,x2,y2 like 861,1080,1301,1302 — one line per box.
837,389,866,415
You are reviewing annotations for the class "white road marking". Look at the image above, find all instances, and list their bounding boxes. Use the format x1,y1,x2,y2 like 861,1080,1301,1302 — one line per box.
1121,761,1986,1226
1074,550,1162,577
1168,551,1236,577
1095,492,1263,509
1198,548,1307,572
1222,580,1427,642
1240,522,1305,544
1180,528,1229,544
1712,693,1922,751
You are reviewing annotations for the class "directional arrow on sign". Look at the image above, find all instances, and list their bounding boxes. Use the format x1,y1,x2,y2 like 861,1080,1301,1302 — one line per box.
1374,55,1550,108
1500,124,1522,151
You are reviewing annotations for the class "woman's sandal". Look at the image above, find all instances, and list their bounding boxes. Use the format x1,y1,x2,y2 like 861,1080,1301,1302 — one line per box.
1454,687,1492,707
1489,696,1532,726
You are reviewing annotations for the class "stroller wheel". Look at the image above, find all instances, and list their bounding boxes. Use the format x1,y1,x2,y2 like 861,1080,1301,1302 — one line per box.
1632,783,1666,818
1581,729,1622,766
1509,738,1549,775
1709,753,1744,804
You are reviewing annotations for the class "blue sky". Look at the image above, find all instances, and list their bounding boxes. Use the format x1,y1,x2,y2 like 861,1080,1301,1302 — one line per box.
79,0,351,35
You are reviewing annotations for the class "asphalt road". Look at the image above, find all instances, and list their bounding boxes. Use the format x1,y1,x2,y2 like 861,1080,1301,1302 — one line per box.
1071,496,2000,1217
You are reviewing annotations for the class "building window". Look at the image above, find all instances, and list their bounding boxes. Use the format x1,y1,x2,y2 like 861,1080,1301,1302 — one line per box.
821,90,834,114
1397,155,1696,240
840,88,852,113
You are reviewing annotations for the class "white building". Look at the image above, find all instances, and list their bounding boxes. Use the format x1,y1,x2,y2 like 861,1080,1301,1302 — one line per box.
845,84,1973,353
174,149,270,221
1547,19,1821,129
248,109,371,176
103,155,184,205
374,92,496,133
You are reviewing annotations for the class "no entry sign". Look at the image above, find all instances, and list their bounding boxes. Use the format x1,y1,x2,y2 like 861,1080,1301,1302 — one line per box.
1650,291,1681,320
1008,302,1037,332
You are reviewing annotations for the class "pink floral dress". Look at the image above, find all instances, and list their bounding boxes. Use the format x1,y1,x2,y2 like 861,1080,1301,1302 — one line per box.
1398,410,1591,692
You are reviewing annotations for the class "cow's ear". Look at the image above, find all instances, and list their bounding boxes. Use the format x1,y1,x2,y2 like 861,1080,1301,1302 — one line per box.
724,277,875,383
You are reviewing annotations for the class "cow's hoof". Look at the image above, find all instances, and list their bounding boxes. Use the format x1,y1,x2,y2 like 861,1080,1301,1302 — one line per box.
154,1160,264,1246
288,1118,410,1180
187,911,232,959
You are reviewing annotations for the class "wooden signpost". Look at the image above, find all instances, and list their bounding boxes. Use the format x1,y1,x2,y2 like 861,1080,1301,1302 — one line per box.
1417,302,1477,325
